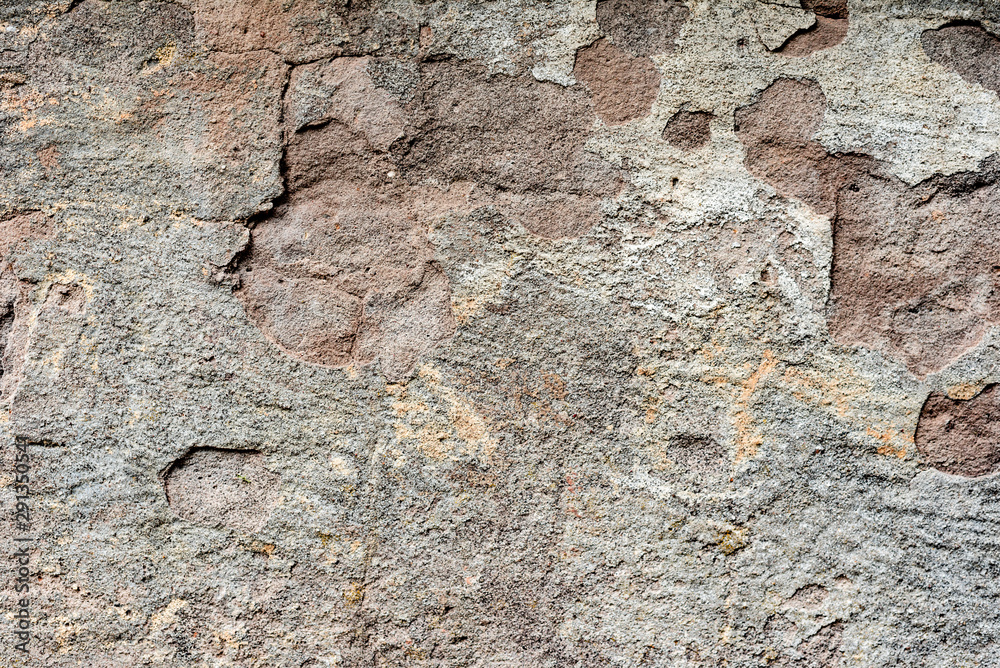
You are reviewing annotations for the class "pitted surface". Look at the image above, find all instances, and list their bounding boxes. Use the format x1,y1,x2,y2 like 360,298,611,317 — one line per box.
4,2,1000,667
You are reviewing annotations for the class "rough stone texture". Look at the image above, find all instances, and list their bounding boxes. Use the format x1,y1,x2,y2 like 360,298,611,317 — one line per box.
595,0,689,57
163,448,281,533
736,76,1000,378
778,0,850,56
915,385,1000,478
663,107,715,150
574,38,662,125
755,6,815,53
922,22,1000,94
6,1,1000,667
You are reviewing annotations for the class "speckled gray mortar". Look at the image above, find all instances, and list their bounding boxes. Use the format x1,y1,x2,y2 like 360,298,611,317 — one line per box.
1,1,1000,666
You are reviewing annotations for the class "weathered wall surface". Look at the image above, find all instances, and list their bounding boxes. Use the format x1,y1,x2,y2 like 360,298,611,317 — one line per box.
2,0,1000,665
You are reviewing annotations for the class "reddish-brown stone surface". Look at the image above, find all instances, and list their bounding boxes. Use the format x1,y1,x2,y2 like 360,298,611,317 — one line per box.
237,57,623,379
737,78,1000,377
916,385,1000,477
184,0,420,62
662,108,714,150
238,176,461,382
778,0,849,56
408,60,623,238
186,0,340,60
573,38,661,126
0,211,52,258
735,78,873,217
833,158,1000,378
922,22,1000,94
595,0,689,57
